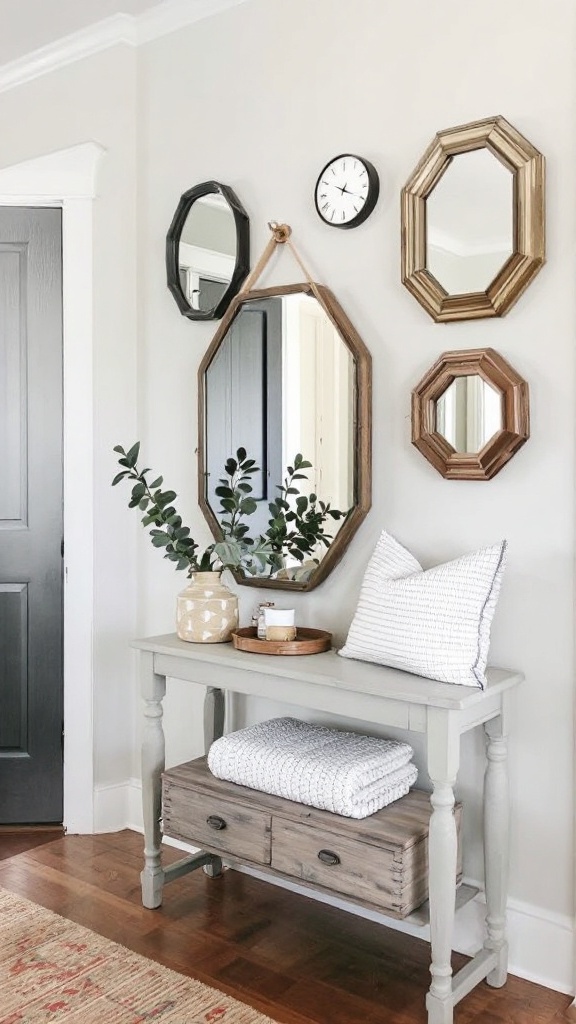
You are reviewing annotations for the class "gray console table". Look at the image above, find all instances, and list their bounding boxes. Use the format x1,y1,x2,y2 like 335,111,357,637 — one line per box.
133,632,522,1024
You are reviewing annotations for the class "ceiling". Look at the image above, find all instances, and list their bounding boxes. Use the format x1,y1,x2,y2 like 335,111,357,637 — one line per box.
0,0,163,66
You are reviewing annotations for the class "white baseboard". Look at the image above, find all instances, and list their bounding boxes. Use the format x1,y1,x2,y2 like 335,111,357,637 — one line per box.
93,779,132,833
122,778,573,995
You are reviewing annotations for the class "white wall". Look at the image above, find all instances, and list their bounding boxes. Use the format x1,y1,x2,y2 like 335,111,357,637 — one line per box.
0,47,140,791
0,0,572,992
136,0,576,989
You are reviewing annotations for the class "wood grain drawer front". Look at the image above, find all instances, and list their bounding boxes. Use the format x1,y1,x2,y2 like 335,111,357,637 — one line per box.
163,785,272,865
271,818,406,915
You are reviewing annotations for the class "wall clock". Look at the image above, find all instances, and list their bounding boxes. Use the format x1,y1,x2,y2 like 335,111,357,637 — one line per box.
314,154,379,228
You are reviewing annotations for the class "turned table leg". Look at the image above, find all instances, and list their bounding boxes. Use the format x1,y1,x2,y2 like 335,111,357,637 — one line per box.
140,651,167,909
203,685,225,879
483,712,510,987
204,686,225,749
426,709,460,1024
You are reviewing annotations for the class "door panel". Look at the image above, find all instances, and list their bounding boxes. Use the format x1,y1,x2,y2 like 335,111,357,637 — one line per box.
0,208,63,823
0,245,27,524
205,298,283,538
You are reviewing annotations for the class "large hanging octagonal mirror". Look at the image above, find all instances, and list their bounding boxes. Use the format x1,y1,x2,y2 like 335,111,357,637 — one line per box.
401,116,545,322
198,283,372,591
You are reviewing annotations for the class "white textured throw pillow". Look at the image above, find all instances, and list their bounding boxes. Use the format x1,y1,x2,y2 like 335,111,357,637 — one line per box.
339,532,507,688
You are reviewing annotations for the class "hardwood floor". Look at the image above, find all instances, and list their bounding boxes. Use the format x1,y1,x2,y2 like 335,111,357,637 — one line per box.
0,829,572,1024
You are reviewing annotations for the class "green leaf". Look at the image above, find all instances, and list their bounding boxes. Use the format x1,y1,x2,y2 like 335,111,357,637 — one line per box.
299,460,313,469
111,471,129,486
157,490,177,507
237,482,253,493
176,557,190,571
236,446,247,462
286,487,299,495
239,497,257,515
117,457,131,468
113,445,126,455
139,497,149,510
215,486,234,498
224,458,237,476
199,550,215,571
219,498,236,513
149,476,163,488
126,441,140,467
151,534,170,547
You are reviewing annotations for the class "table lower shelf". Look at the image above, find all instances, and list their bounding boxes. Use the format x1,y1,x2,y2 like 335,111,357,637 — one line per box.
162,756,464,922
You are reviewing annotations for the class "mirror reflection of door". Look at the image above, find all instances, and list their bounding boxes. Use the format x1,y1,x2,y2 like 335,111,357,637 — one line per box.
427,149,513,295
203,291,356,579
178,194,237,314
436,375,503,453
205,299,283,537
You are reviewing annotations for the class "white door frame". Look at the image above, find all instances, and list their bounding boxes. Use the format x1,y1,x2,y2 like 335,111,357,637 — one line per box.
0,141,105,832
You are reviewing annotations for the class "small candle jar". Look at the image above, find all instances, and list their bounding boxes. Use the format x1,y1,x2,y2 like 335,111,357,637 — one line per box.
264,607,296,642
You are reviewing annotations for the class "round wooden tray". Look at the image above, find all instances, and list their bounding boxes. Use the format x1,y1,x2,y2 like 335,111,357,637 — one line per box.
231,626,332,656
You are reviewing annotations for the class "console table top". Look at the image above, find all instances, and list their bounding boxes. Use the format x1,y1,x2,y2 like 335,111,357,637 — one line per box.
133,633,523,711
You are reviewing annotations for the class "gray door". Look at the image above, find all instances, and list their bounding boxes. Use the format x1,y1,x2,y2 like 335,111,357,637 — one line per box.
205,298,283,537
0,208,63,823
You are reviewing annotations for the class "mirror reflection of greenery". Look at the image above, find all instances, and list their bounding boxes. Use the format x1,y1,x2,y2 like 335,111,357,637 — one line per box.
112,443,347,580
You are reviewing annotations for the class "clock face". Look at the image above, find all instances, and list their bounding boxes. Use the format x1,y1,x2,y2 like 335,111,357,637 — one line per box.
314,154,379,229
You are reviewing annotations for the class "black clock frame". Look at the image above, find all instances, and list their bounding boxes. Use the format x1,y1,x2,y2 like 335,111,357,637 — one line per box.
166,181,250,321
314,154,380,230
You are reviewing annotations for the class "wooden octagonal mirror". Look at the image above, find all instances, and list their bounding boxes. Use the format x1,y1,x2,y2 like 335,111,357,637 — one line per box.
411,348,529,479
401,116,545,322
198,283,372,590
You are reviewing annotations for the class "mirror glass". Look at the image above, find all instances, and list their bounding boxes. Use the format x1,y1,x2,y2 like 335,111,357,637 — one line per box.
427,149,513,295
204,292,356,584
436,375,502,453
178,194,238,314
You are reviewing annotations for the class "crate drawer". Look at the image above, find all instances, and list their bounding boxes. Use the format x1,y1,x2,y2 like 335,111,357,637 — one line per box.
271,817,410,915
163,783,272,866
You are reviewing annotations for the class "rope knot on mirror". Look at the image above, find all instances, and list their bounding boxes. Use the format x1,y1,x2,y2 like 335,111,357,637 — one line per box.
267,221,292,243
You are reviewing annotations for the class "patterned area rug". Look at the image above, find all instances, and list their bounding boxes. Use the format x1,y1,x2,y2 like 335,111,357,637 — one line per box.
0,887,277,1023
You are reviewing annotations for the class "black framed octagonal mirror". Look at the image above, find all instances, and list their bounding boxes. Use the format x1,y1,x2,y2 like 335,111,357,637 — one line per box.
198,283,372,591
166,181,250,321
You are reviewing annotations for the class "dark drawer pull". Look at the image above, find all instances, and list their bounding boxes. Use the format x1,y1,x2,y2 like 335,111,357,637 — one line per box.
318,849,340,866
206,814,227,831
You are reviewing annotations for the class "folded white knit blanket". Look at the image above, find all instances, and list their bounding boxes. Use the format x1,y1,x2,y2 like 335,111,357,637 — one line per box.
207,717,418,819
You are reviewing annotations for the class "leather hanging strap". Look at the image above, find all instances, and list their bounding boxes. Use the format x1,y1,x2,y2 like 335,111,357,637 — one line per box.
238,222,328,315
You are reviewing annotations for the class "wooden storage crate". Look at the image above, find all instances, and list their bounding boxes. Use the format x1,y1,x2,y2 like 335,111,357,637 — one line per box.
162,756,462,920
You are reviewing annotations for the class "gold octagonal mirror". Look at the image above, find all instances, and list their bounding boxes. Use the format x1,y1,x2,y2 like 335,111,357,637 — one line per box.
412,348,529,480
401,116,545,322
198,283,372,591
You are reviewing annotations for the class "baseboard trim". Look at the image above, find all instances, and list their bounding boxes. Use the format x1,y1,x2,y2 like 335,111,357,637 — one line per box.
123,781,573,995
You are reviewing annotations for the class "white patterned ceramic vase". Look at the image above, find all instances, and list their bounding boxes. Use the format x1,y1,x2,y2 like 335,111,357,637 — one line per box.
176,571,238,644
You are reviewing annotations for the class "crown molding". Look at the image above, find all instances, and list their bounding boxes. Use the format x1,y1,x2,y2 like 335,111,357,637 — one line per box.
136,0,252,45
0,0,252,95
